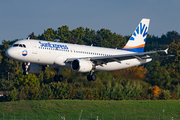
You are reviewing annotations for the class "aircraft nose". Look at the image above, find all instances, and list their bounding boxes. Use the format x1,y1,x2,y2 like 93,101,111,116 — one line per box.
5,48,16,59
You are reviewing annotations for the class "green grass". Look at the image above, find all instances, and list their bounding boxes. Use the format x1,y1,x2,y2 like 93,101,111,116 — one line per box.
0,100,179,120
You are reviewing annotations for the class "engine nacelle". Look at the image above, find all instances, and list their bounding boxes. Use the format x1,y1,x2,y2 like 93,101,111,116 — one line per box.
71,59,93,72
22,63,43,74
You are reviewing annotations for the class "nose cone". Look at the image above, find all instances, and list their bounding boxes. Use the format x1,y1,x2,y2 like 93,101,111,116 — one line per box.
6,48,12,58
5,48,17,59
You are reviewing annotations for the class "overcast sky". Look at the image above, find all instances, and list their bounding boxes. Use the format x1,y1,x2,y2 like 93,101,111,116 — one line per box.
0,0,180,44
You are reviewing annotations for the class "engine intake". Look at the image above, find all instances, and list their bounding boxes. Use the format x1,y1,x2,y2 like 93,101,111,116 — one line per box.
71,59,93,72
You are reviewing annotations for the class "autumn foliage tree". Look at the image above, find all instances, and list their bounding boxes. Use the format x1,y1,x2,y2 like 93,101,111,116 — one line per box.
112,66,147,80
151,85,161,98
0,27,180,101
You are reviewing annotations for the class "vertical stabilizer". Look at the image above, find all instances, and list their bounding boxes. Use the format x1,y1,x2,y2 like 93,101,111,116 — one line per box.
121,18,150,53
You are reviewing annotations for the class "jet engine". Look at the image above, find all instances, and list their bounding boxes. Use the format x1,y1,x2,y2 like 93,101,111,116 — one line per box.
71,59,93,72
22,62,43,74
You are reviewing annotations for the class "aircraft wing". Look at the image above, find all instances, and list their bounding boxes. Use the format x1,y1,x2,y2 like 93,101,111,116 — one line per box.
66,48,174,65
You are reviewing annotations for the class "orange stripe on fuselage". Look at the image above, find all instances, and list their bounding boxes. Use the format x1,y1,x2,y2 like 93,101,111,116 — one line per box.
122,44,145,49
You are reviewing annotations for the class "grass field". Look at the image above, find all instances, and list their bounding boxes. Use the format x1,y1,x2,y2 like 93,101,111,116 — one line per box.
0,100,179,120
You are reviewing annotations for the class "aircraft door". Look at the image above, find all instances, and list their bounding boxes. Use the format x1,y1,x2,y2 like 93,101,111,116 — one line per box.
30,41,41,62
31,41,37,54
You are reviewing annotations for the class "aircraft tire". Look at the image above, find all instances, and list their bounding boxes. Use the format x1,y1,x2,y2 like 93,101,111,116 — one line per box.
58,75,63,82
91,74,96,81
23,71,28,75
42,66,46,71
54,75,63,82
54,75,58,82
87,75,91,81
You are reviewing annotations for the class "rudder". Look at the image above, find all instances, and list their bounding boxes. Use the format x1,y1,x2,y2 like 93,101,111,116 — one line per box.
121,18,150,53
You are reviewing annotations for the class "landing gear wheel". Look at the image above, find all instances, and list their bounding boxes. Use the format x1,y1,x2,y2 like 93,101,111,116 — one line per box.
23,71,28,75
87,75,91,81
87,74,96,81
91,74,96,81
58,75,63,82
54,75,58,82
22,62,30,75
42,66,46,71
54,75,64,82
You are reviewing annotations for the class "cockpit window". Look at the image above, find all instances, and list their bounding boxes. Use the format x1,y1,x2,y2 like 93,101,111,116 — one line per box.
19,44,22,47
13,44,19,47
13,44,26,48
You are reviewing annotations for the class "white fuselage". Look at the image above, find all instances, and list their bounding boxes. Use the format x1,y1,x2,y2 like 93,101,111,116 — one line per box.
6,39,151,72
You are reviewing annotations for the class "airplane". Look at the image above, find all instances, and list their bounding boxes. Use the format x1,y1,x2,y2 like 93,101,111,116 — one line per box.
5,18,173,81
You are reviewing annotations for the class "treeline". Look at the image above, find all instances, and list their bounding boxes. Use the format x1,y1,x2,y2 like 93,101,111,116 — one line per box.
0,26,180,101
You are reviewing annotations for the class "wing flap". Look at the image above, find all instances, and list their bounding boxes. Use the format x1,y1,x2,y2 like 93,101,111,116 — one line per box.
65,48,174,64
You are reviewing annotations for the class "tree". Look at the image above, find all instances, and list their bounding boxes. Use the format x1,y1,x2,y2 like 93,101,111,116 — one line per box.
57,25,71,42
112,66,147,80
146,61,172,90
14,71,40,88
28,32,38,39
151,85,161,98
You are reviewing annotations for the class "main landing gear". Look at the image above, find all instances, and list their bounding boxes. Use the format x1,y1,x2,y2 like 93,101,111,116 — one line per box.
87,70,96,81
54,68,63,82
54,75,63,82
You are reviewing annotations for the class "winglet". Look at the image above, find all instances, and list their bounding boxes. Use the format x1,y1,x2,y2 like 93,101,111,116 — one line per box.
164,48,169,54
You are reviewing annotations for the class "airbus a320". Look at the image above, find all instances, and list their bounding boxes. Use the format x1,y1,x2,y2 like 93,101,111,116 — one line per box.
5,18,172,81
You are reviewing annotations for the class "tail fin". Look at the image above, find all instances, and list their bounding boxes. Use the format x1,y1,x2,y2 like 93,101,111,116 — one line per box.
121,18,150,53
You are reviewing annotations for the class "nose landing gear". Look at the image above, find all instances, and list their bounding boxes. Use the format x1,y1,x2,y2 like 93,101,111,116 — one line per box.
22,62,30,75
